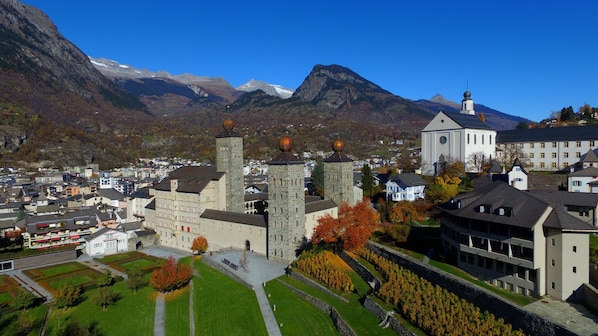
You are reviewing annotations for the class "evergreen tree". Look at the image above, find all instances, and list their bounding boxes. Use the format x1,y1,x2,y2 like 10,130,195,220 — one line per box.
361,164,374,197
311,158,325,196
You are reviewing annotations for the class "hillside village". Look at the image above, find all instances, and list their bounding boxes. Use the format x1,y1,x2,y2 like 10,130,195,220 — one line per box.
1,93,598,334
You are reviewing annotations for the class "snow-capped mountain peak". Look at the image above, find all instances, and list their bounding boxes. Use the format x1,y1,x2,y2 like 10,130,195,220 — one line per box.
236,79,294,99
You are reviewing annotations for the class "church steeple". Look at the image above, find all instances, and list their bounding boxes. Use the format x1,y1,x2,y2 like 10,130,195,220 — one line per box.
461,90,475,115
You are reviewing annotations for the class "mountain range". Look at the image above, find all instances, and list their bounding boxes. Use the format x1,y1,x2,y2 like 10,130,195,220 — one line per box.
0,0,531,169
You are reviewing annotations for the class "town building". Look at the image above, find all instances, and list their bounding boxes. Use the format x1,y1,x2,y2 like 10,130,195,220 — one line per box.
144,121,344,263
385,172,426,202
496,125,598,172
438,181,598,301
421,91,496,175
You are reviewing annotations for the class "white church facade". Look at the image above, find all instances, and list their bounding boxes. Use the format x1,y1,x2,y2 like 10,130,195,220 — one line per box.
421,91,496,175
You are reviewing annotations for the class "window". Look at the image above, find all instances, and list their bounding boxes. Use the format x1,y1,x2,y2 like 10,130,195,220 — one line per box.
551,282,556,289
551,152,557,158
529,143,534,149
489,135,492,144
573,180,582,186
551,259,555,266
551,238,556,246
551,162,557,169
529,162,535,168
540,153,545,158
563,162,569,168
573,266,577,273
529,153,534,158
563,152,569,158
564,141,569,148
576,152,581,158
467,133,470,144
540,162,545,168
573,246,577,252
576,141,582,147
540,142,545,148
591,140,595,147
552,142,557,148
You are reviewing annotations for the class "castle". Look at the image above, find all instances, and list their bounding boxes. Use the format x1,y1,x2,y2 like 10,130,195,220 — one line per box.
144,120,360,262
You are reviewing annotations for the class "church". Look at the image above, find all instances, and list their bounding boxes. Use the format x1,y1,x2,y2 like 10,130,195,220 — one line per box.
144,120,358,263
420,91,496,175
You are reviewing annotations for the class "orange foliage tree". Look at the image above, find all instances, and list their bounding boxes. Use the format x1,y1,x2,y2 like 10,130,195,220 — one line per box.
388,201,418,225
191,235,208,254
312,199,380,251
150,256,192,292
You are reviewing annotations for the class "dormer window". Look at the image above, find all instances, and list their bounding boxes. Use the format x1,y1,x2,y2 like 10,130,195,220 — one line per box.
478,204,492,213
496,207,514,217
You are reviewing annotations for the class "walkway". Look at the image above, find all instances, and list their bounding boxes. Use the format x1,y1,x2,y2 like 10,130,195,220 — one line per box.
204,249,287,336
154,293,165,336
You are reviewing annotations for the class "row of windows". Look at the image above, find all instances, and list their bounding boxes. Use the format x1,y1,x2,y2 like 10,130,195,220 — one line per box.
467,133,493,145
528,162,570,169
527,140,593,148
528,152,581,159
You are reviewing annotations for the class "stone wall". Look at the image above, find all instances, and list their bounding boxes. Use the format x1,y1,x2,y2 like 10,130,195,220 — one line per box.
289,271,349,303
277,280,356,336
363,296,415,336
590,262,598,288
582,283,598,314
367,241,577,336
339,250,381,293
12,248,78,270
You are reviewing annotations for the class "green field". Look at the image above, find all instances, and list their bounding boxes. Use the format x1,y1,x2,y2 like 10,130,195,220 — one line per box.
266,279,339,336
165,287,190,336
193,260,268,336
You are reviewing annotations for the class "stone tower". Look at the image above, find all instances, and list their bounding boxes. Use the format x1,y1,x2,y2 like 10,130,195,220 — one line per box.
216,119,244,213
267,135,305,262
324,139,357,206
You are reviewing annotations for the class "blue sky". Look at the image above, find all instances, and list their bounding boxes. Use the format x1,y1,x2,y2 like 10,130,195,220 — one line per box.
22,0,598,122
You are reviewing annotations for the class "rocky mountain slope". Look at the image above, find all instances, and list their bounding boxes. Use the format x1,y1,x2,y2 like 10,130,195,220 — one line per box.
0,0,532,169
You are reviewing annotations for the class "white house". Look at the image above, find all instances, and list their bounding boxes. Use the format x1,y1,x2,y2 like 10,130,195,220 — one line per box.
84,227,128,256
421,91,496,175
386,173,426,202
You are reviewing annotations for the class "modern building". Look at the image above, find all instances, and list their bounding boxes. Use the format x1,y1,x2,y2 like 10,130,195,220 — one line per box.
438,181,598,301
421,91,496,175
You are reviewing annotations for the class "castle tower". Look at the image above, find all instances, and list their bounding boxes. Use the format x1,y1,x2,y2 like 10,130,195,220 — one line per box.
216,119,244,213
461,90,475,115
267,135,305,262
324,139,357,206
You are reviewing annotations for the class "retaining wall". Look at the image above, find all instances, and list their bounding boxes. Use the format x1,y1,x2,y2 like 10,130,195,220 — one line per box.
363,296,415,336
11,248,78,270
367,241,577,336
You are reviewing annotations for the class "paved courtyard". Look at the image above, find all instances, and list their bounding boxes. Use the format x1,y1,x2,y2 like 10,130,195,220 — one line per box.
524,297,598,336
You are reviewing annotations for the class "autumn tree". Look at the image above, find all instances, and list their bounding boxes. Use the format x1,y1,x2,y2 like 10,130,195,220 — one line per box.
91,287,119,311
11,290,36,312
150,256,193,292
312,200,380,251
191,235,208,254
54,283,82,309
96,271,113,287
125,268,147,294
389,201,418,225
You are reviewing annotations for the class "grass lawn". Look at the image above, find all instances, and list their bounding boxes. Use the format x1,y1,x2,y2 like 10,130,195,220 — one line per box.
46,272,96,290
194,260,267,336
278,276,396,336
0,304,49,336
43,280,155,336
165,287,190,336
121,258,160,271
428,259,537,306
265,279,339,336
27,262,86,279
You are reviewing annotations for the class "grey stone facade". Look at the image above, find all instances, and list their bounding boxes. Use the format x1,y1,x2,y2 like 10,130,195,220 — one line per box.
216,123,244,213
268,160,305,262
324,154,355,207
